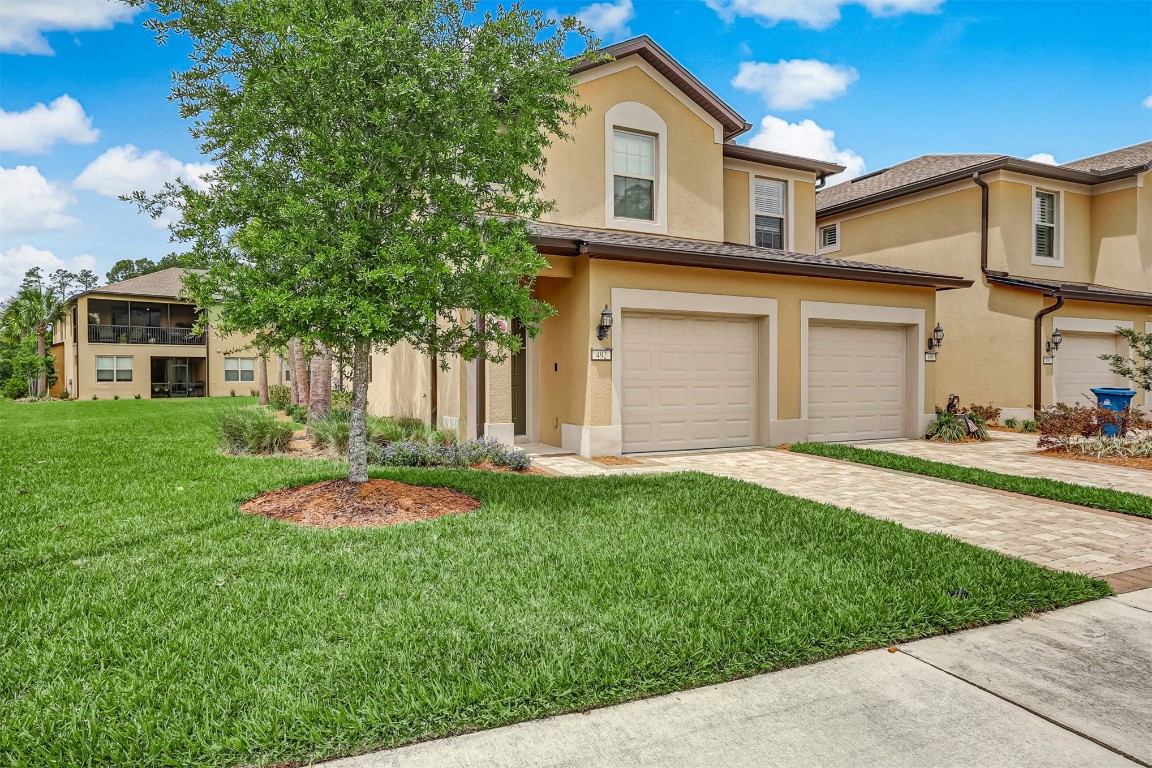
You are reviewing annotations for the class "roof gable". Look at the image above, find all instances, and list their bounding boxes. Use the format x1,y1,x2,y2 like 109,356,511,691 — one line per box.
90,267,197,300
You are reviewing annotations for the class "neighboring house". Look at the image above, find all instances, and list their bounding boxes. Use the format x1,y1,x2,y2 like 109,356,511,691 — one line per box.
815,143,1152,419
369,36,971,456
51,267,289,400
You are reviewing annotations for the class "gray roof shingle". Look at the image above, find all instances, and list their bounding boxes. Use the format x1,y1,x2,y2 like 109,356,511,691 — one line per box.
94,267,198,300
1059,141,1152,173
816,154,1003,212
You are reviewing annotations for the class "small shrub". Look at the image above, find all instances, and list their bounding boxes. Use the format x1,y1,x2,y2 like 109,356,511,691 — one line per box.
134,394,142,400
268,385,291,411
285,403,309,423
218,409,294,455
59,389,70,400
230,389,237,397
967,403,1001,424
369,437,530,470
113,395,120,401
1021,419,1039,433
331,389,353,408
927,411,988,442
1067,433,1152,459
1039,403,1151,451
250,389,258,397
2,378,28,399
91,394,98,400
1003,417,1019,429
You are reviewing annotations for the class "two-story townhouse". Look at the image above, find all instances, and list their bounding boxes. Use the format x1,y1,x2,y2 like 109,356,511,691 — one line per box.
368,36,972,456
51,267,291,400
815,143,1152,419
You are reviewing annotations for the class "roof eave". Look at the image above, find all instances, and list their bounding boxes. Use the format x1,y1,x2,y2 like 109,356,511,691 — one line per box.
723,144,846,176
987,275,1152,307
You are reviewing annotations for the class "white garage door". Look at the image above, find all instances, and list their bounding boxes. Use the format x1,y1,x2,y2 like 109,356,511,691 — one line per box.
621,312,757,452
808,322,908,441
1055,332,1123,405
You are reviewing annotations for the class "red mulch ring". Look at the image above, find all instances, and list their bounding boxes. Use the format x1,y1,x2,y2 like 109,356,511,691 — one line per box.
1040,449,1152,472
241,479,482,528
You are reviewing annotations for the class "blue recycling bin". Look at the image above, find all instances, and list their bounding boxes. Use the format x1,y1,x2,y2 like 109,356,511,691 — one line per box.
1091,387,1137,436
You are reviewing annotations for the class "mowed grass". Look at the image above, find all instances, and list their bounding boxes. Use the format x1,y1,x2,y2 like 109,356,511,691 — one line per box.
0,399,1110,767
789,442,1152,519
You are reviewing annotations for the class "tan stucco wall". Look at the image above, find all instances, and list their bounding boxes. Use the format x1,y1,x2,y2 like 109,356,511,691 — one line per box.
367,341,431,422
820,177,1149,411
534,260,592,446
540,63,726,241
792,180,817,255
723,168,750,244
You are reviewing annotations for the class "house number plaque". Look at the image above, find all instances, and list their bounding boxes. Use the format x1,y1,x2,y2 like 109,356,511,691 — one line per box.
591,348,613,362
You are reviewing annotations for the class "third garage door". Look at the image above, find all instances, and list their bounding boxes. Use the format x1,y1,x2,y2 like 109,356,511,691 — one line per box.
622,312,757,453
808,322,908,441
1055,332,1123,405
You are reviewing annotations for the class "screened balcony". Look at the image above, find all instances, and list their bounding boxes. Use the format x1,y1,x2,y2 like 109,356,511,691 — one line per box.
86,299,205,346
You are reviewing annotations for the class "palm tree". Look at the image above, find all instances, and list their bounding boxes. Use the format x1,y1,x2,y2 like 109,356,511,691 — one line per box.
1,278,69,396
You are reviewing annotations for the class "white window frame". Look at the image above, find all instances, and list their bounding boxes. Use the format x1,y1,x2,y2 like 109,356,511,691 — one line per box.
96,355,133,382
225,357,255,382
751,177,788,251
1031,187,1063,267
611,129,657,223
817,222,841,254
604,101,668,235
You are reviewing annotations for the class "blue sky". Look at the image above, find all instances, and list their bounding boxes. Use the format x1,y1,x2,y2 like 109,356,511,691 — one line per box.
2,0,1149,299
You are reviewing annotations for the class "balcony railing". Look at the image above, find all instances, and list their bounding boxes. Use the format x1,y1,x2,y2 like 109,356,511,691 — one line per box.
88,324,205,346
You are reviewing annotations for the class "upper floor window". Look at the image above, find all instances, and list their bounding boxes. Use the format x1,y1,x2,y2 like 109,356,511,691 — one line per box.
225,357,255,382
754,178,786,250
818,223,840,252
1034,190,1059,261
612,129,655,221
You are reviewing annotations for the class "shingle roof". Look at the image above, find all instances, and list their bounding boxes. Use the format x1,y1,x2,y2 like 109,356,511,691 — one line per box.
816,154,1003,212
987,275,1152,307
527,220,970,288
94,267,198,299
1059,141,1152,173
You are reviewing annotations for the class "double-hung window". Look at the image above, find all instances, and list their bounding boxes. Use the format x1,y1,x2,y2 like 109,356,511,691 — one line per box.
613,129,655,221
96,356,132,382
225,357,255,382
1034,190,1058,260
754,178,786,249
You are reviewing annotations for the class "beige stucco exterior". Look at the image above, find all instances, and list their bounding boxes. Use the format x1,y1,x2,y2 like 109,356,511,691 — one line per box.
53,293,288,400
818,170,1152,414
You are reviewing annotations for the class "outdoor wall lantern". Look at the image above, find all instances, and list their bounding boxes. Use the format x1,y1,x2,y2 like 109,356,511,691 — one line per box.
926,323,945,351
596,305,614,341
1047,328,1063,355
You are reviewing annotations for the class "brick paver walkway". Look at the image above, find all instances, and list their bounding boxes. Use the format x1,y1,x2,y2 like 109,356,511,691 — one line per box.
534,449,1152,591
857,431,1150,496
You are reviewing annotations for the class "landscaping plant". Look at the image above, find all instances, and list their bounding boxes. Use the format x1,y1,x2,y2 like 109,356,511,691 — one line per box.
1038,403,1152,451
218,408,295,454
1099,326,1152,391
967,402,1001,424
927,411,988,442
127,0,597,483
267,384,291,411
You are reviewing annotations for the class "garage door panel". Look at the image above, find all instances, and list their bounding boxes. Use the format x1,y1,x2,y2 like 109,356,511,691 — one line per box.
1056,333,1122,405
808,322,908,442
623,311,758,453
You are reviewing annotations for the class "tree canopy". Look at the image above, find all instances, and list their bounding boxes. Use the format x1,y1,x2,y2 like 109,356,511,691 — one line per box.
127,0,596,480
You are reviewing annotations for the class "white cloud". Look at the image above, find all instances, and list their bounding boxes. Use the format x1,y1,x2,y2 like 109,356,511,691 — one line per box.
0,95,99,154
575,0,634,40
1143,95,1152,109
74,145,213,228
0,245,95,300
0,165,79,233
745,115,866,185
0,0,138,55
705,0,943,30
1027,153,1057,165
732,59,858,110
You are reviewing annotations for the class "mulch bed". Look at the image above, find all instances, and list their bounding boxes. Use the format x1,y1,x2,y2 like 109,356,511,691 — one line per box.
1040,449,1152,472
241,479,482,528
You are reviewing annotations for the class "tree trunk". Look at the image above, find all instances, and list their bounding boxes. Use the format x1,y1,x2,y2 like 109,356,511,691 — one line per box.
290,338,309,405
257,354,269,405
288,342,301,405
36,326,47,397
348,341,371,483
309,343,332,421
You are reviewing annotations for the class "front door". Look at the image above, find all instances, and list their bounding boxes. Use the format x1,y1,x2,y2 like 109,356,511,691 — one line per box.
511,320,527,436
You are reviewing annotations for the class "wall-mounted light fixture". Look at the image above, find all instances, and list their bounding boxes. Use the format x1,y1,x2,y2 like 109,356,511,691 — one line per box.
926,323,945,351
596,304,613,341
1046,328,1063,355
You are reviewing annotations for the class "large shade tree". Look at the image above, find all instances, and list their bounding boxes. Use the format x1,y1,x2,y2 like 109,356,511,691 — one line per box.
127,0,594,481
1,269,71,396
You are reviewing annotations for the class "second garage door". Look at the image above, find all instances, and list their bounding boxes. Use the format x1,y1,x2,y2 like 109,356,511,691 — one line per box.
1055,332,1124,405
621,312,758,453
808,322,908,441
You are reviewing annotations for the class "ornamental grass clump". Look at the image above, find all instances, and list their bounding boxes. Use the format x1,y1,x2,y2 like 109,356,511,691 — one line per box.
268,385,291,411
218,408,294,455
927,411,989,442
370,438,530,470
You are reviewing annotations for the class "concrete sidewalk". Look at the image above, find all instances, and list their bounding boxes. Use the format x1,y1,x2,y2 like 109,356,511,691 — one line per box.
325,591,1151,767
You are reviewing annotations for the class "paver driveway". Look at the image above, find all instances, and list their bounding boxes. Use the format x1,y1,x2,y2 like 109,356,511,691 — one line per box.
859,430,1150,495
534,448,1152,591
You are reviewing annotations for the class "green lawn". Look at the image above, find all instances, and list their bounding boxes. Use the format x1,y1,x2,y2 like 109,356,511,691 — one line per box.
0,399,1110,767
789,442,1152,519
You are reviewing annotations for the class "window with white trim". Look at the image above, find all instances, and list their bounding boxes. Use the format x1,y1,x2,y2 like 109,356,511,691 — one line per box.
612,129,655,221
225,357,255,382
96,356,132,382
819,223,839,250
754,178,786,249
1034,190,1058,260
